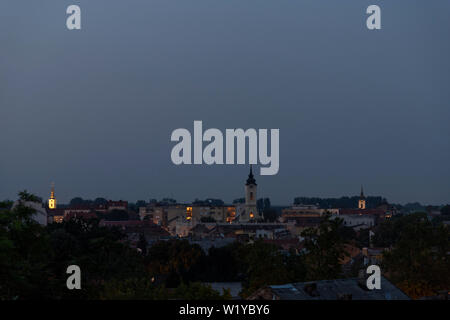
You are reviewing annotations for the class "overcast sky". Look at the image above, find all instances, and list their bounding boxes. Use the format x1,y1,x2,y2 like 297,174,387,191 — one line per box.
1,1,449,205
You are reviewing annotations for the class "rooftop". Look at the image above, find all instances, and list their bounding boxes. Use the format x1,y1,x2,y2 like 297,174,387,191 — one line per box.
248,276,410,300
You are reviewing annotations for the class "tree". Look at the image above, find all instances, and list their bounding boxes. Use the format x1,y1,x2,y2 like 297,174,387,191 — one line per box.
373,212,427,247
18,190,42,203
355,228,370,248
337,225,356,242
94,197,108,205
257,198,271,213
135,200,146,208
441,205,450,216
98,280,230,300
0,200,13,209
197,242,243,283
0,192,53,299
70,197,85,206
301,214,349,281
236,240,305,298
160,198,176,205
382,214,450,299
263,208,277,222
137,233,148,255
145,240,205,287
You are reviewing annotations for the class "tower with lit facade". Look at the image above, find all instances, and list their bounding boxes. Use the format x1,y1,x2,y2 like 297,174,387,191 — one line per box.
358,185,366,210
48,182,57,209
242,166,258,222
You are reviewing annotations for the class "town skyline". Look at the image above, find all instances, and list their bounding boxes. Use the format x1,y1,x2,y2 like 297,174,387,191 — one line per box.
3,171,447,207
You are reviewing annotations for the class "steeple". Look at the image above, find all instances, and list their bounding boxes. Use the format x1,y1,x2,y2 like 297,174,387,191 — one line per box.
48,182,57,209
358,185,366,210
246,165,257,186
50,182,55,199
243,165,258,222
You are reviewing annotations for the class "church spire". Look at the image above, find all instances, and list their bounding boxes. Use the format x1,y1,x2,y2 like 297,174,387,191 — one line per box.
358,185,366,210
246,165,257,186
50,182,55,199
48,182,57,209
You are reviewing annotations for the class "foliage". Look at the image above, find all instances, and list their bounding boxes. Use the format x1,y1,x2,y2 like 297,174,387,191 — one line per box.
372,212,427,247
199,243,242,282
257,198,271,213
0,192,146,299
137,233,147,255
0,200,13,209
98,279,230,300
440,205,450,216
262,208,277,222
172,282,231,300
94,198,108,205
0,201,53,299
145,240,205,287
135,200,147,208
301,214,349,281
236,240,306,298
381,214,450,299
355,228,370,248
18,190,42,203
3,191,448,300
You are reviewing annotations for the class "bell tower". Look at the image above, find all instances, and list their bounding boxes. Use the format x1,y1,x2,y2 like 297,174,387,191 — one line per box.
48,182,57,210
358,185,366,210
243,166,258,222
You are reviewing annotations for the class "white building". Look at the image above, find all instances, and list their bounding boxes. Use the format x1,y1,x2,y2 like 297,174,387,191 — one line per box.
12,200,48,226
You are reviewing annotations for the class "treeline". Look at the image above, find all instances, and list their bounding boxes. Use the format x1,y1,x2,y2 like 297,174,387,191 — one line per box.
293,196,387,209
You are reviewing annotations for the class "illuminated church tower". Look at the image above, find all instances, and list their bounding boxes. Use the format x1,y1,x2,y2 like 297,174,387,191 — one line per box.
358,185,366,210
48,182,57,209
243,166,258,222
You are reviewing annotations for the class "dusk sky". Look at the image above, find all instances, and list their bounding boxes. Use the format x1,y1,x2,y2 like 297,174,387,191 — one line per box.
1,1,449,205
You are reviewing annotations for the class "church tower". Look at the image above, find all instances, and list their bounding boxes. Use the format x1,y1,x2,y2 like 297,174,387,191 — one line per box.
243,166,258,222
48,182,57,210
358,185,366,210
